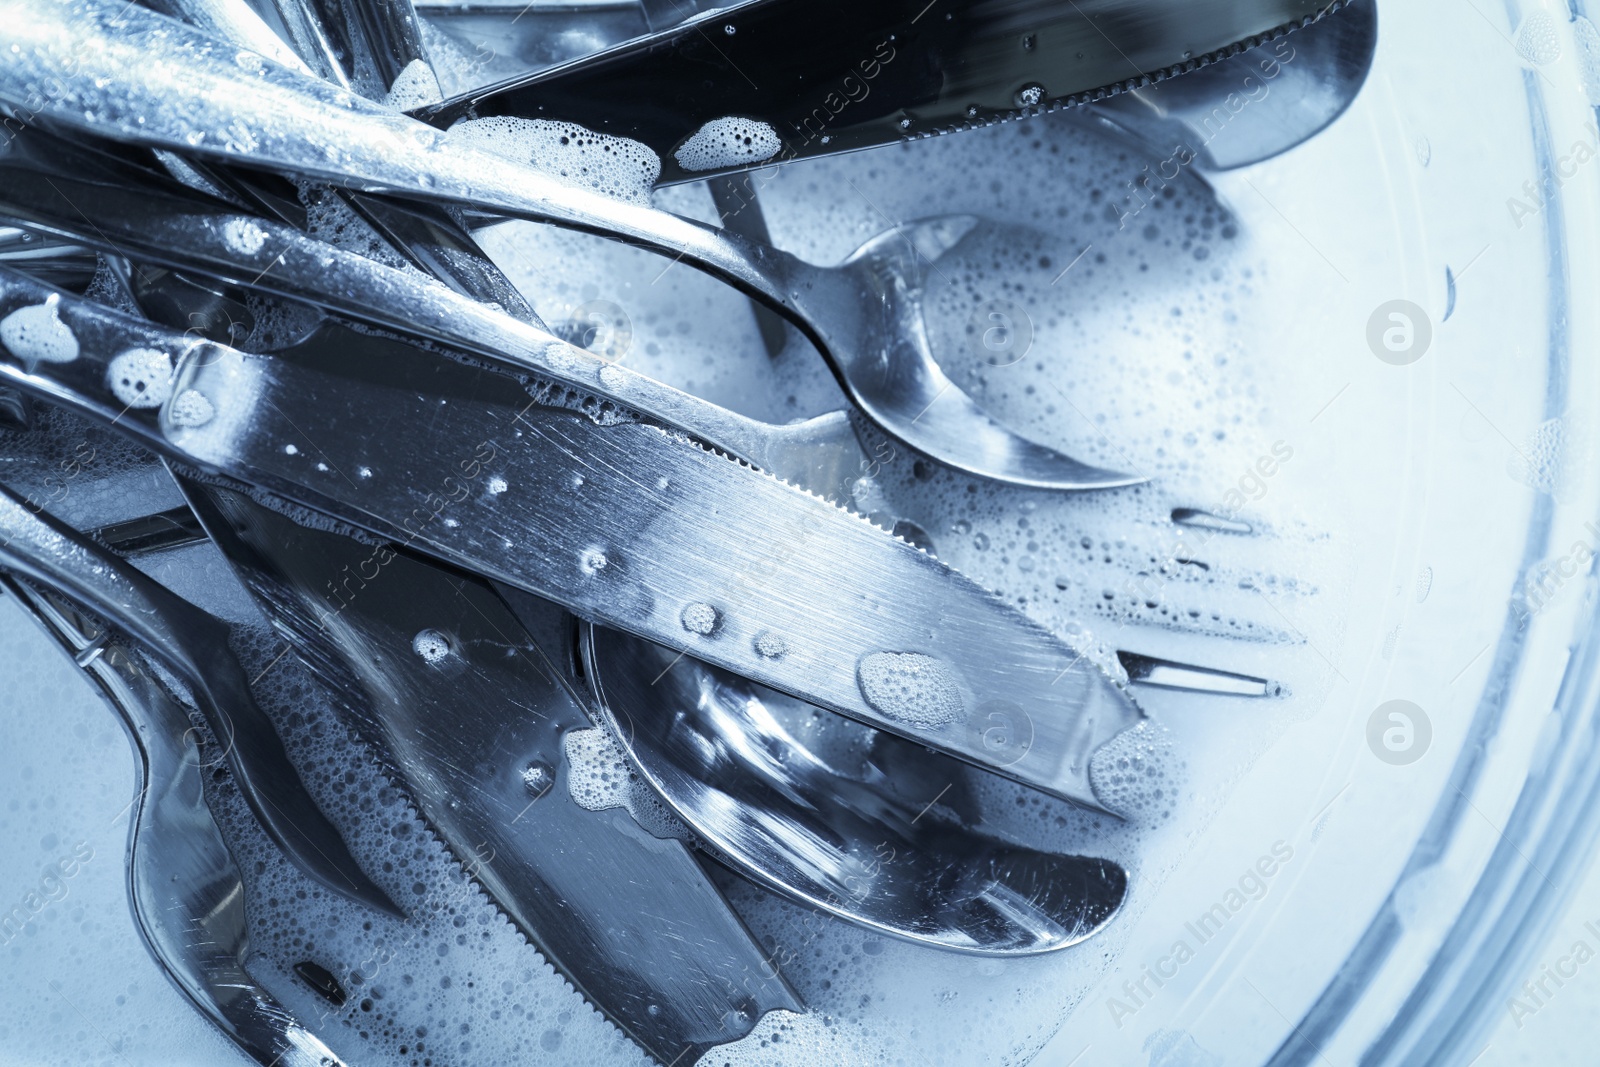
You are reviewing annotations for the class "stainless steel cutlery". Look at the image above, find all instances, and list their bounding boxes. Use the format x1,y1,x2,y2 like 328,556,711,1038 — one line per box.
0,0,1356,1058
0,267,1144,811
418,0,1344,184
0,0,1137,490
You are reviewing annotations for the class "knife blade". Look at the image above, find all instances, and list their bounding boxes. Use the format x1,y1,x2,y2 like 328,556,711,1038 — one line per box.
180,479,802,1064
416,0,1344,184
0,267,1140,810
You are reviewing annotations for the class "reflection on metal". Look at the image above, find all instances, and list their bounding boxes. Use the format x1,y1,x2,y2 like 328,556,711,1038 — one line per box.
582,623,1129,954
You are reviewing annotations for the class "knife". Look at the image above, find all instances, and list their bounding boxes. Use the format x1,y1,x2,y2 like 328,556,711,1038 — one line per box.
416,0,1345,184
0,267,1140,810
180,479,802,1064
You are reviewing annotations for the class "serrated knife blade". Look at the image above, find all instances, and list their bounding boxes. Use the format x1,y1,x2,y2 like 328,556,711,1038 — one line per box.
417,0,1344,183
0,269,1140,810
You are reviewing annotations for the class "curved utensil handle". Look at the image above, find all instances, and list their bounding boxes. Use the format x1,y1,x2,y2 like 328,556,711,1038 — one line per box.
0,463,398,915
0,0,829,327
0,128,813,474
3,578,354,1067
0,266,1140,810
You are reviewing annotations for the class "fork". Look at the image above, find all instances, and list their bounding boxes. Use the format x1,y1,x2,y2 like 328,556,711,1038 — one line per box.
0,0,1140,491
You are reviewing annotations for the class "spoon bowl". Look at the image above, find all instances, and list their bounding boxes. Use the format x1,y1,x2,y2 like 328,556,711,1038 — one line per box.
582,623,1129,954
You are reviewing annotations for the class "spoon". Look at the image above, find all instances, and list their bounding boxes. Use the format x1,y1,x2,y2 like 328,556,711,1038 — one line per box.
182,480,805,1063
0,0,1138,490
0,128,875,498
575,620,1130,953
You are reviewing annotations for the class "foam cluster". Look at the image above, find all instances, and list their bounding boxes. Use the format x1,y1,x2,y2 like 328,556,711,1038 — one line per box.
450,117,660,206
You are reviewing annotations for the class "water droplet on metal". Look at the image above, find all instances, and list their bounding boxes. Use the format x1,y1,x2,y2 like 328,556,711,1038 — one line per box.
681,602,720,635
1014,82,1046,108
169,389,214,427
412,628,452,665
521,761,554,799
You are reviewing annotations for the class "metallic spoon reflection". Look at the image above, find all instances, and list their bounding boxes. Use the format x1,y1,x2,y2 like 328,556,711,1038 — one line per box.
583,625,1128,954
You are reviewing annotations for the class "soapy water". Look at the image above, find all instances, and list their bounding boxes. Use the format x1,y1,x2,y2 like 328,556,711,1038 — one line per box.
297,184,420,273
383,58,444,112
0,294,79,370
409,627,452,665
221,217,267,256
106,347,175,409
0,79,1341,1067
679,600,720,635
1508,416,1578,498
465,106,1341,1065
168,388,215,427
204,630,657,1067
467,106,1344,1062
562,726,688,840
855,650,965,728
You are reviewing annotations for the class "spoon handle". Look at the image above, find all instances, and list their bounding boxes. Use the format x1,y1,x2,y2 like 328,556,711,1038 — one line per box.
3,575,353,1067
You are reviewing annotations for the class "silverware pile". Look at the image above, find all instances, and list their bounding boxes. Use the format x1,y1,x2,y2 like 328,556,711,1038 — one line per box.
0,0,1369,1062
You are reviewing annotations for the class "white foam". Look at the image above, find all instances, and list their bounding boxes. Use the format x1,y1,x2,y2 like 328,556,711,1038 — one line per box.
168,388,216,427
1577,17,1600,105
562,726,689,841
222,217,267,255
562,727,633,813
212,629,657,1067
679,601,719,635
1088,719,1181,822
855,651,965,727
754,630,789,659
383,58,444,111
410,628,452,665
674,117,782,172
7,103,1353,1067
1515,12,1561,65
448,117,660,206
0,294,78,369
107,347,175,409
